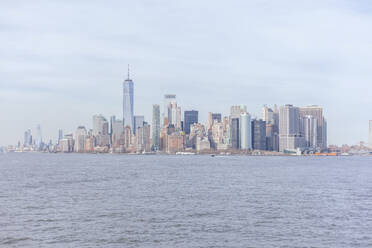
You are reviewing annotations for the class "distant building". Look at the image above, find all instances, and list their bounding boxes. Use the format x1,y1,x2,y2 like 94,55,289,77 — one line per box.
167,101,181,130
240,113,252,150
252,119,266,150
60,134,74,152
152,104,161,151
123,67,134,133
230,105,247,118
74,126,87,153
299,105,327,149
24,129,32,146
134,115,144,134
279,104,304,152
111,118,124,148
196,136,210,152
207,112,222,129
302,115,317,149
163,94,176,125
184,110,198,134
231,118,239,149
93,114,109,136
93,114,110,147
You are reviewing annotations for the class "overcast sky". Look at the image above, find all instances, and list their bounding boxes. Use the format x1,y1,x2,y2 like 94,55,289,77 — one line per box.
1,0,372,146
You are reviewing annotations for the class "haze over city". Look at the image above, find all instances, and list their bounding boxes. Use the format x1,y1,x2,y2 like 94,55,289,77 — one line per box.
1,0,372,146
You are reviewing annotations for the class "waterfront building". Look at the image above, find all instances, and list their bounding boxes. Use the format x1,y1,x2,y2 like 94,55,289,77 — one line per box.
184,110,198,134
252,119,266,150
152,104,161,151
279,104,304,152
231,118,239,149
167,132,184,153
74,126,87,153
240,113,252,150
196,136,210,152
134,115,144,134
60,134,74,153
302,115,317,149
368,120,372,149
84,136,94,153
211,121,224,149
24,129,32,146
35,124,43,150
123,66,134,133
299,105,327,149
93,114,110,147
111,118,124,148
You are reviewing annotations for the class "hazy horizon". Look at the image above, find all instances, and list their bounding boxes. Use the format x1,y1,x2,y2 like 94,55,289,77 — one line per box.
1,0,372,146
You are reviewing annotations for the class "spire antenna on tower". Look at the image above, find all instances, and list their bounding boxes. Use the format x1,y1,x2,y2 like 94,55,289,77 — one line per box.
127,64,130,80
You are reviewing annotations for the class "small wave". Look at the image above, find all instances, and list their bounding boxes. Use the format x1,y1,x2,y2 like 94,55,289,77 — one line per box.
1,237,31,245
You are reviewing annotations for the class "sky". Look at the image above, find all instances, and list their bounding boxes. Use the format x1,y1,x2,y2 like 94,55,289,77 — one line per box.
1,0,372,146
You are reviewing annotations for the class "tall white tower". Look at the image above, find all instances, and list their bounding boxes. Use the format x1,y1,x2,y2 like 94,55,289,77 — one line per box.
123,65,134,133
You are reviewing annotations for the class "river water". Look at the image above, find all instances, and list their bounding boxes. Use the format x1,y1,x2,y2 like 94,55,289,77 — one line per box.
1,153,372,247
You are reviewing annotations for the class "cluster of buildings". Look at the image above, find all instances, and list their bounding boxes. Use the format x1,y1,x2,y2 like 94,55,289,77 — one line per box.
13,68,335,155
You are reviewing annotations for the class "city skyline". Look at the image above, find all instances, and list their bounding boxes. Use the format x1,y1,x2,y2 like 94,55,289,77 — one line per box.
2,0,372,146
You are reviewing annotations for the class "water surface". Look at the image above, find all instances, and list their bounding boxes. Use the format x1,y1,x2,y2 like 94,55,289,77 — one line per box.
1,153,372,247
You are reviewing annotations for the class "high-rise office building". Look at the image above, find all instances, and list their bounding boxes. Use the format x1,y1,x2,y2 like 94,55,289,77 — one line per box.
299,106,326,149
74,126,87,153
231,118,239,149
163,94,176,124
152,104,161,151
252,119,266,150
302,115,317,149
230,105,247,118
123,66,134,132
279,104,304,152
207,112,222,129
239,113,252,150
167,101,181,130
134,115,144,134
24,129,32,146
35,124,43,149
93,114,109,136
111,118,124,148
184,110,198,134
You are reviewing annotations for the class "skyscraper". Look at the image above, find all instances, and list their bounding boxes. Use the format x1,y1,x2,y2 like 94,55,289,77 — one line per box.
184,110,198,134
163,94,176,124
252,119,266,150
302,115,317,149
230,105,247,118
299,106,326,149
93,114,109,136
279,104,304,152
168,101,181,130
74,126,87,153
134,115,144,134
152,104,161,151
240,113,252,150
231,118,239,149
369,120,372,149
123,66,134,132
